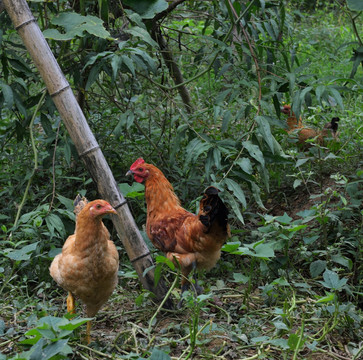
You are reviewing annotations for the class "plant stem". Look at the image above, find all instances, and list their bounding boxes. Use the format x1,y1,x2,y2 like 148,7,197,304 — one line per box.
10,90,46,235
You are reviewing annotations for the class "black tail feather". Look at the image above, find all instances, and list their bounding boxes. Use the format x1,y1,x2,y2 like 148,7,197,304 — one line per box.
199,186,229,232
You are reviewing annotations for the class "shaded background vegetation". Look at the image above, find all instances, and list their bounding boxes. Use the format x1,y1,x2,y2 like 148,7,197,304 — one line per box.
0,0,362,359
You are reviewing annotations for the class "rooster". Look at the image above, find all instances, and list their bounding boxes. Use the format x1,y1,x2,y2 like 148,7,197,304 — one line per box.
50,196,119,343
281,104,340,147
126,158,230,304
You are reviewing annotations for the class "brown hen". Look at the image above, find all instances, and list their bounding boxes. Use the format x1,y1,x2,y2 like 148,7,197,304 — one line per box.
50,197,119,343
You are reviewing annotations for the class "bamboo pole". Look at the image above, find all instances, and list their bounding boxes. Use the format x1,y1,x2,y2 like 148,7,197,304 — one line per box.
3,0,172,307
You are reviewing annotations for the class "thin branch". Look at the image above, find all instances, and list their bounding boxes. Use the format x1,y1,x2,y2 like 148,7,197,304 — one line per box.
10,90,47,236
48,121,61,213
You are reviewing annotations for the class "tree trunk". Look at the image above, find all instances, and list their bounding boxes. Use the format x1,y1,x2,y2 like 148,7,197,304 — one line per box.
3,0,172,308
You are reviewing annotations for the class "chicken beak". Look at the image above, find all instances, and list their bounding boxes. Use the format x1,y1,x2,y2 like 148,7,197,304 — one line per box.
106,206,117,215
125,170,133,177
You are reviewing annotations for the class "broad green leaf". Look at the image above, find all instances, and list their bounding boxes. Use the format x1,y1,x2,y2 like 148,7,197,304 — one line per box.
273,321,289,330
123,0,168,19
320,269,348,290
236,157,253,174
328,87,344,110
315,85,325,104
224,178,247,208
253,242,275,258
250,181,266,210
57,194,75,212
296,158,309,167
44,13,111,40
222,241,241,253
221,110,232,133
41,339,70,360
275,212,292,225
242,140,265,167
5,242,39,261
316,292,335,303
232,272,249,284
347,0,363,11
125,27,158,47
155,255,175,270
310,260,326,278
225,192,244,224
149,348,171,360
120,55,136,76
331,254,353,270
267,338,290,349
256,116,275,153
293,179,302,189
287,333,300,350
0,82,14,109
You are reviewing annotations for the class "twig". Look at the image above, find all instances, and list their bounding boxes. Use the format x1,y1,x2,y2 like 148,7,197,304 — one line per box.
10,90,47,236
48,121,61,213
147,272,178,339
76,343,113,358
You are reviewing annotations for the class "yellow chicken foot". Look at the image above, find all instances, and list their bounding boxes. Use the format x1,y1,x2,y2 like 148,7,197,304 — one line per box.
66,292,75,314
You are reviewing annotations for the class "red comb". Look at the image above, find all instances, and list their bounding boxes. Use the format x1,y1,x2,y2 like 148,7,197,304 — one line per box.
130,158,145,170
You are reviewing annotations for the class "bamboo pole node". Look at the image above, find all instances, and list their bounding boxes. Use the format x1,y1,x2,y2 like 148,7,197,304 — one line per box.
79,145,100,158
130,252,151,263
15,17,35,30
50,85,71,98
113,200,128,210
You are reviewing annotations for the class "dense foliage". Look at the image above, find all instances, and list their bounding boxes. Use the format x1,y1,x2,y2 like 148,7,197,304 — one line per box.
0,0,362,359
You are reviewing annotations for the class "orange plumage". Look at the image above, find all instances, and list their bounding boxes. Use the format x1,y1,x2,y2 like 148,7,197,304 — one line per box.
50,197,119,343
127,158,230,302
281,104,339,147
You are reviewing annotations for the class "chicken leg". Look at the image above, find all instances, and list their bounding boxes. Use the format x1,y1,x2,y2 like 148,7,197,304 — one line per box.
66,292,75,314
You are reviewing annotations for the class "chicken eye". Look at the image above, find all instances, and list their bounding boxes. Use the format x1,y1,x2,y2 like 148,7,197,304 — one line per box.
138,168,143,172
96,204,102,209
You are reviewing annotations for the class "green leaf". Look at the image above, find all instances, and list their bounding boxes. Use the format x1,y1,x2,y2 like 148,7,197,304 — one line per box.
328,87,344,110
123,0,168,19
267,338,290,349
236,157,253,174
40,339,71,360
275,212,292,225
5,242,39,261
222,241,241,253
149,348,171,360
331,254,353,270
44,13,111,40
0,81,14,109
347,0,363,11
243,140,265,167
224,178,247,209
273,321,289,330
310,260,326,278
320,269,348,290
296,158,309,167
155,255,175,271
316,292,335,303
221,110,232,133
120,55,136,76
256,116,275,153
125,27,158,47
253,242,275,258
224,192,244,225
232,272,249,284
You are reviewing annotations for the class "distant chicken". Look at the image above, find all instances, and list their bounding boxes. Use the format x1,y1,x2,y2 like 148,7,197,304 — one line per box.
126,158,230,304
50,196,119,343
281,104,340,147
